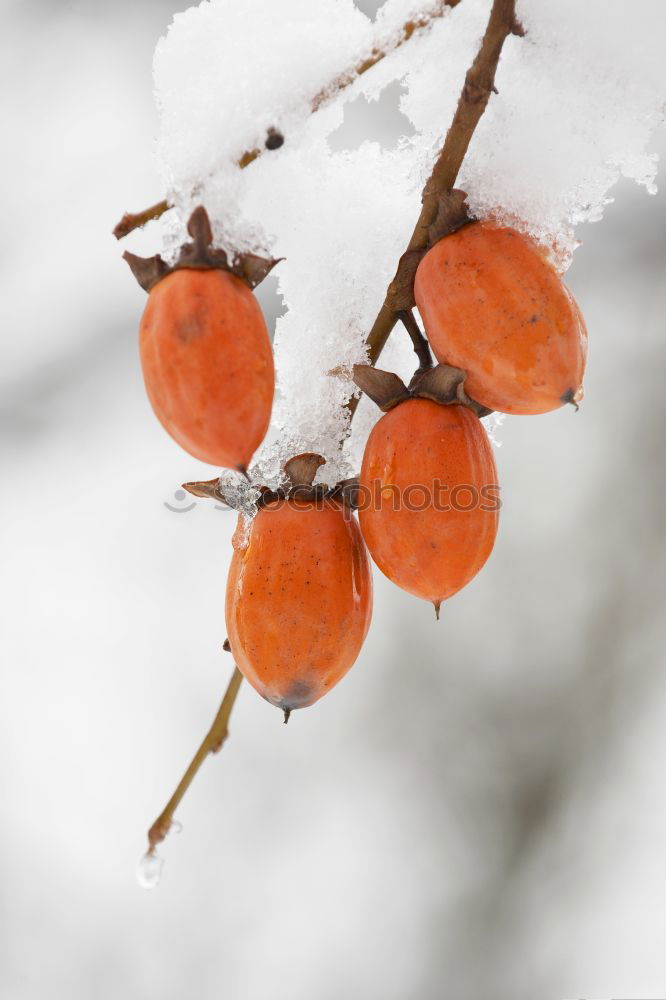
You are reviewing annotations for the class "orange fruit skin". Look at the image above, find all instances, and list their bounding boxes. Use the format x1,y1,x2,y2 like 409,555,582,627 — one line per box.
359,399,498,606
139,268,274,469
414,223,588,415
225,499,373,712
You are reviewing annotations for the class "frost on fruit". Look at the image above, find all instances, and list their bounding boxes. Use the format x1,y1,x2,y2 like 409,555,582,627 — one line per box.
152,0,665,486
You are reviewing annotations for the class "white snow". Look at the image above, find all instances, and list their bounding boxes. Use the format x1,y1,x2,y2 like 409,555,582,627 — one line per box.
152,0,666,487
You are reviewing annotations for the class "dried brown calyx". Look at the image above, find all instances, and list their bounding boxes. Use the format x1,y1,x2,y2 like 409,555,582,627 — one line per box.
352,362,492,419
123,206,282,293
182,454,360,512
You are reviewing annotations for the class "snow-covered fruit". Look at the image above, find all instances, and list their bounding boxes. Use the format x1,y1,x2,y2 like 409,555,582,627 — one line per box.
124,207,277,471
414,222,588,415
217,455,372,719
353,365,498,617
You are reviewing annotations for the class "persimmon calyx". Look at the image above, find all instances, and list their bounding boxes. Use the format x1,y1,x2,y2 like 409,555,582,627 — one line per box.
184,455,361,512
352,362,492,418
123,206,282,293
181,477,232,504
284,452,326,488
352,366,412,410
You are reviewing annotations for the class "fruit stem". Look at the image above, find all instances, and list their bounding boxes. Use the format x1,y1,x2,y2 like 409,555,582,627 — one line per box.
146,666,243,854
398,309,433,373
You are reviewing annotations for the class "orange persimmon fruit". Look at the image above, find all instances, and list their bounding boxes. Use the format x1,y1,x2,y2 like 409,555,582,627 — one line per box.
359,398,498,616
139,268,274,471
414,222,587,415
225,497,373,717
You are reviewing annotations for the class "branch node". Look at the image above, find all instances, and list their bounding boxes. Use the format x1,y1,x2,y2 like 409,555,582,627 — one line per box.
426,188,472,248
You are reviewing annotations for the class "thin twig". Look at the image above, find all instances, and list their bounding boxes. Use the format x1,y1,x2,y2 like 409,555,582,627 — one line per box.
311,0,462,112
349,0,523,417
113,200,170,241
113,1,460,239
146,666,243,853
398,309,433,372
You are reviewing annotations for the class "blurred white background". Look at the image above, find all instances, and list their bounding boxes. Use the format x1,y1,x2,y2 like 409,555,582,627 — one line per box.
2,1,666,997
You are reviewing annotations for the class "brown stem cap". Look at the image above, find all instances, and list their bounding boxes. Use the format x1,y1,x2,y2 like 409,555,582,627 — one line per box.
352,363,492,418
123,206,281,293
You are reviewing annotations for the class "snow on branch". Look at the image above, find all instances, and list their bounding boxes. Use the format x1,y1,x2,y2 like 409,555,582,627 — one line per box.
113,0,460,240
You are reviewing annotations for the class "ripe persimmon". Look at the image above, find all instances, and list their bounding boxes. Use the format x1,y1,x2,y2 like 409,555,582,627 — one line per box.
358,397,498,615
125,206,276,472
414,222,587,415
139,268,273,470
225,476,372,718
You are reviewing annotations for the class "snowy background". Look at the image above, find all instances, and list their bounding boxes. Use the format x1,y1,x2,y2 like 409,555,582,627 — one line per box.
2,0,666,997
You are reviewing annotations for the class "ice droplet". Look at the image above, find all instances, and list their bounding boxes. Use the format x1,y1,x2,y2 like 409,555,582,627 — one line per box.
136,851,164,890
170,820,183,834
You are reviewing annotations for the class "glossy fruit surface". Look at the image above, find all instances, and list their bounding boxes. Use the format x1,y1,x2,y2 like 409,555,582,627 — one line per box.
226,499,372,713
414,222,587,414
139,268,274,469
359,399,498,612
